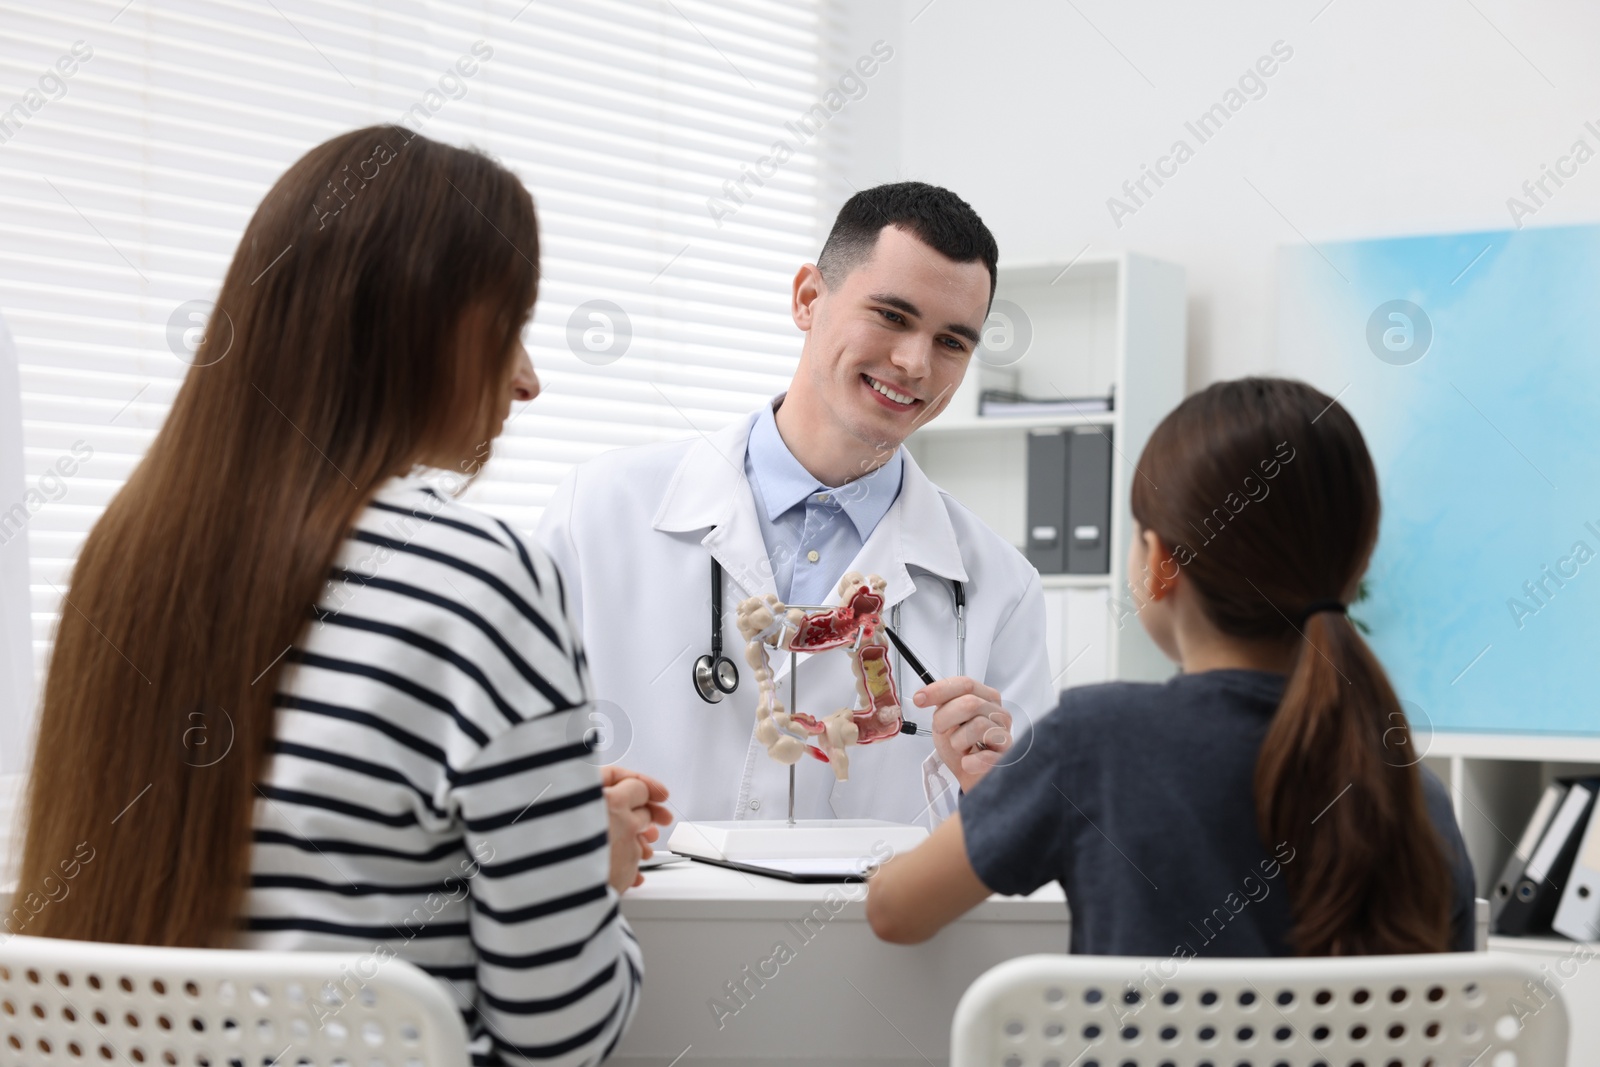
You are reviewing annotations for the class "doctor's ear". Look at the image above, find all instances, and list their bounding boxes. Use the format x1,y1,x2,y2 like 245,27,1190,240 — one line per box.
792,262,826,332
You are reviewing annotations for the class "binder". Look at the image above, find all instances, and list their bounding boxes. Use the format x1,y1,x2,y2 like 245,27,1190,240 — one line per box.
1024,427,1112,575
1553,796,1600,941
1490,781,1569,926
1065,428,1111,575
1025,430,1068,573
1496,778,1598,937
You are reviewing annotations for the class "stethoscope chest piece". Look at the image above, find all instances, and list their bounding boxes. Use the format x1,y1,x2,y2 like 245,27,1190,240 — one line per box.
694,558,742,702
692,651,740,703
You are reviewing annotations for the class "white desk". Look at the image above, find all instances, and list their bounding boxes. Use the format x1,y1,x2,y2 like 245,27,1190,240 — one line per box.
613,858,1070,1066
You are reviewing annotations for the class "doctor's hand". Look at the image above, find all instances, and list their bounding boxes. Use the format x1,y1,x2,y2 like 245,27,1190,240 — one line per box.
601,766,672,894
915,677,1013,794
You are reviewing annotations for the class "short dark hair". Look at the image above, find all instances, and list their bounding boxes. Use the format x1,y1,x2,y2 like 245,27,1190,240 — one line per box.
816,181,999,301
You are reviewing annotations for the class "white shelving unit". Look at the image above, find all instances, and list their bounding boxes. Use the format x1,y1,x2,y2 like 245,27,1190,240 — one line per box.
906,252,1187,694
1421,736,1600,1062
1421,735,1600,926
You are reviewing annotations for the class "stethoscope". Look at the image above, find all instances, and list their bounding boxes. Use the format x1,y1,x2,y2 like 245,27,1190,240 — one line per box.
693,556,966,703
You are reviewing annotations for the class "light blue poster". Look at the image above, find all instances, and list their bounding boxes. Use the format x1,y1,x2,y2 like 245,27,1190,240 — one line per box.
1277,224,1600,736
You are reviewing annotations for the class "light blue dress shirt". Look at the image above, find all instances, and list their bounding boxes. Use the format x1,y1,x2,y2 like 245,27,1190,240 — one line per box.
744,398,904,608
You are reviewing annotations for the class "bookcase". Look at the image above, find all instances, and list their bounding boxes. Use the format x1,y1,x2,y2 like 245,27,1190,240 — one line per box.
905,252,1187,703
1424,734,1600,942
1420,735,1600,1062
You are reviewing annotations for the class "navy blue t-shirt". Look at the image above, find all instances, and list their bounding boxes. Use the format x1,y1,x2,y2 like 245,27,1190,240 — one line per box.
960,669,1475,956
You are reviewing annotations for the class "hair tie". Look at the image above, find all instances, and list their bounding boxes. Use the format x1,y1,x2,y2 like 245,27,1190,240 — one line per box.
1299,599,1347,626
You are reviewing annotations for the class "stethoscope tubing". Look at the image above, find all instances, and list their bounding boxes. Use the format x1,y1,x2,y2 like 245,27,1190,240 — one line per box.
692,557,741,703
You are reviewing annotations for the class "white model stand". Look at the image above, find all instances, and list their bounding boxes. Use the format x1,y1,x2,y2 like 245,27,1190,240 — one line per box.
668,645,929,864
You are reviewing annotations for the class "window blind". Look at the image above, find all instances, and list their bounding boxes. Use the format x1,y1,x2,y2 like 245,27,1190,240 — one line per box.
0,0,829,680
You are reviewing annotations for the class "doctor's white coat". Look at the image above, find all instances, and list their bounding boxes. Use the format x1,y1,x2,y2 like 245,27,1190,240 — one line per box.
535,408,1055,830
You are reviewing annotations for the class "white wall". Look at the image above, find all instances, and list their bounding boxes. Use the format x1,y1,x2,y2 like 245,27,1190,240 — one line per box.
833,0,1600,388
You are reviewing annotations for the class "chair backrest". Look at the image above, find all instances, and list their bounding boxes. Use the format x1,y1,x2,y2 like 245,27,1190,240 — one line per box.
0,934,469,1066
952,952,1567,1067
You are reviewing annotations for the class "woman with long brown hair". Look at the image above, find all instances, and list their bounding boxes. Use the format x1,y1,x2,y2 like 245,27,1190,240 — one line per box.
13,126,667,1064
866,376,1473,957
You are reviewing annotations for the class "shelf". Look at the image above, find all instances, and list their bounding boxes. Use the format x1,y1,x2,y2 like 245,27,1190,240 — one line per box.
915,410,1116,435
993,258,1124,288
1426,732,1600,763
1039,573,1114,589
1488,933,1596,955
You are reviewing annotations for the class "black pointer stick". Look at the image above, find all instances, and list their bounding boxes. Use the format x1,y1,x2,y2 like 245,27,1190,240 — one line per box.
880,623,988,750
881,622,935,687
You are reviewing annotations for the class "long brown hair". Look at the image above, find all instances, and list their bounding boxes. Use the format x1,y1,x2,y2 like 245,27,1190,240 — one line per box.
14,126,539,946
1131,377,1454,955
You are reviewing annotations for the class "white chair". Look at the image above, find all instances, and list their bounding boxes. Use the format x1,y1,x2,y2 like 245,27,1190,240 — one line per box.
952,952,1567,1067
0,934,469,1066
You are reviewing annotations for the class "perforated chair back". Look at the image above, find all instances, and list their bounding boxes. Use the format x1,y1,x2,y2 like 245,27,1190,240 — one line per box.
951,952,1568,1067
0,934,469,1066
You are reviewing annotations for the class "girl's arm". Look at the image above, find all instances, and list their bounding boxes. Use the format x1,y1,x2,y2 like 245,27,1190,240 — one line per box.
866,812,995,943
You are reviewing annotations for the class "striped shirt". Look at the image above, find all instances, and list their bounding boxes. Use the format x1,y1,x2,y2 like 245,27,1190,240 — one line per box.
240,473,641,1066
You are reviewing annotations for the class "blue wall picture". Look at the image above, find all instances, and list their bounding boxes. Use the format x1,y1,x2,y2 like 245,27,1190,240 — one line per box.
1277,223,1600,736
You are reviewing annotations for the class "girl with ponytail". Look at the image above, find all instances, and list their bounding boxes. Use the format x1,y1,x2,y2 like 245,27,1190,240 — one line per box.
867,377,1473,956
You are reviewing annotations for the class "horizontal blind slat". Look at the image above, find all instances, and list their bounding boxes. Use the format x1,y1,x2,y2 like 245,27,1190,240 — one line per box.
7,0,824,665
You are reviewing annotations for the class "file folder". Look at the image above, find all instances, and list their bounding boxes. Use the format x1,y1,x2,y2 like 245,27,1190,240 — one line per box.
1553,796,1600,942
1065,428,1111,575
1025,430,1068,573
1025,427,1112,575
1496,778,1597,937
1490,780,1569,926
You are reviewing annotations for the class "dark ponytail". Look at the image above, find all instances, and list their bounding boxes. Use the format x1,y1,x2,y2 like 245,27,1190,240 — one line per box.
1131,377,1453,955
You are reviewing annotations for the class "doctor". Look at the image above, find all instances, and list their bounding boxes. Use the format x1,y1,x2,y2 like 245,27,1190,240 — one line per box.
537,182,1053,829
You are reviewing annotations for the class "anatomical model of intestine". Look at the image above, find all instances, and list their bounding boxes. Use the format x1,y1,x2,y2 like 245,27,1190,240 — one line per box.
734,572,903,781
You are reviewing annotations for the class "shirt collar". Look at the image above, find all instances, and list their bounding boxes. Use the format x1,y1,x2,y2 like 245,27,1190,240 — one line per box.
745,396,904,541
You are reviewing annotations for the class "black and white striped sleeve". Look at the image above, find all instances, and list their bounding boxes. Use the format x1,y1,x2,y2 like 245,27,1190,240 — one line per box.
456,710,641,1065
441,518,641,1065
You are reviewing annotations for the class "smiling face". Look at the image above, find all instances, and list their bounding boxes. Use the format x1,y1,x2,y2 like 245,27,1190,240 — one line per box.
782,225,991,483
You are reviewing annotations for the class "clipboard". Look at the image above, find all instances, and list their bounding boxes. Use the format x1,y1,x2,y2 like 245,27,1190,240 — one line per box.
685,854,875,884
